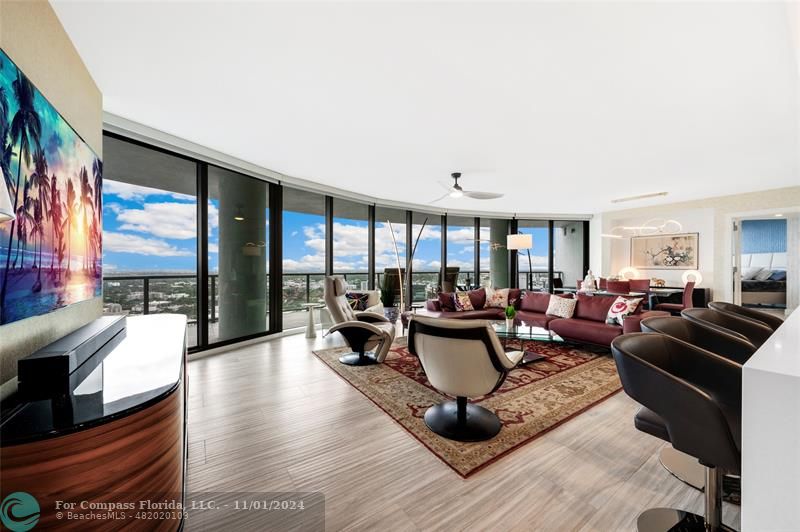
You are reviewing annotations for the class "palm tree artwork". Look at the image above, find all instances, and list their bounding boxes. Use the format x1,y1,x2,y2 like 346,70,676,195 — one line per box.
0,49,102,325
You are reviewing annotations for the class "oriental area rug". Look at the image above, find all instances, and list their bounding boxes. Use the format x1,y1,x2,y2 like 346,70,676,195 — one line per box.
313,337,622,477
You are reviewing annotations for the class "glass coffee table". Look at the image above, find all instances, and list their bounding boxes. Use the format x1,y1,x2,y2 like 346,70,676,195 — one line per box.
492,320,564,365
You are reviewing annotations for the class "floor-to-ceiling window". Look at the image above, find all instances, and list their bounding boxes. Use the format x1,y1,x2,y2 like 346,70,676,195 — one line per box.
375,207,406,308
516,220,549,291
479,218,510,288
553,220,586,290
102,135,200,347
410,211,441,301
332,198,369,289
208,166,269,343
282,188,326,328
101,133,589,351
446,216,475,288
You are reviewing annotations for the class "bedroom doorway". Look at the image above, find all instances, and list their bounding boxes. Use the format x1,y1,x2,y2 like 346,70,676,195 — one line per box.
732,216,788,315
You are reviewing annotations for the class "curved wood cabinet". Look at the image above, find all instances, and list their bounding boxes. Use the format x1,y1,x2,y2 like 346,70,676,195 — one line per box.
0,315,187,531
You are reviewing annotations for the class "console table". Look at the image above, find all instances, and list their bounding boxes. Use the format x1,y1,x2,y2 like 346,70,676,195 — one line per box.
0,314,188,531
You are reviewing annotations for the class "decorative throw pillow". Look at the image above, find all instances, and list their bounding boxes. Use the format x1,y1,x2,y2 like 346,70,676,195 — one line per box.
770,270,787,281
454,292,475,311
438,291,456,311
485,287,510,308
467,287,486,310
742,266,763,280
606,296,642,326
754,269,773,281
545,295,577,319
345,292,369,311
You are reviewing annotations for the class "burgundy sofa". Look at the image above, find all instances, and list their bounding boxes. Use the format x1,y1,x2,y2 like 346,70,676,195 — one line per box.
423,289,667,347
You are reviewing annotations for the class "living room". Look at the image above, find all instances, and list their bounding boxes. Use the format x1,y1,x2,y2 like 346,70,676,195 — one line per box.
0,1,798,531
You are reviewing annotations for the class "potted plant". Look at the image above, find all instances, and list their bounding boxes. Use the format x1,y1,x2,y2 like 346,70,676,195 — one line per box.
504,305,516,329
381,275,398,322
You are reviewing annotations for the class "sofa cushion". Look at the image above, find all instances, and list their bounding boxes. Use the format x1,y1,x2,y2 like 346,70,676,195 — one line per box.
546,295,577,318
574,293,616,322
549,318,622,346
516,310,557,329
438,291,456,312
467,287,486,310
433,309,505,320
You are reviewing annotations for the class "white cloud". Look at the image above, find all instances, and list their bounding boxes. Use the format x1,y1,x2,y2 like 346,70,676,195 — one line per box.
208,243,219,253
116,202,218,240
104,180,195,202
105,231,194,257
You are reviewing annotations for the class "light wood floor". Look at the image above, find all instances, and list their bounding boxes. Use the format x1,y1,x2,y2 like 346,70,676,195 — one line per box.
185,329,741,531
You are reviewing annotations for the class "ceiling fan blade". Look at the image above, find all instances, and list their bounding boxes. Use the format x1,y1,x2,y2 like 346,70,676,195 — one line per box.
437,180,454,192
427,191,451,204
463,191,504,200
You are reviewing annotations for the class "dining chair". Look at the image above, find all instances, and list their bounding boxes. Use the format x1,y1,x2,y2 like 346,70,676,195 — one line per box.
654,281,695,315
606,280,631,294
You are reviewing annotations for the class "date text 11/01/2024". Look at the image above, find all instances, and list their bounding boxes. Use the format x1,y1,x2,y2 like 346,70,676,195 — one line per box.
193,500,307,511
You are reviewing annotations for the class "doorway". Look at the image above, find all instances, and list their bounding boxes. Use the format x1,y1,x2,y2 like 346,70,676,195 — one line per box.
732,216,789,317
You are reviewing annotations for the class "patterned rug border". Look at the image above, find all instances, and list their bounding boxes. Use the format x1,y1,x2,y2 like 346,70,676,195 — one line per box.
312,340,623,478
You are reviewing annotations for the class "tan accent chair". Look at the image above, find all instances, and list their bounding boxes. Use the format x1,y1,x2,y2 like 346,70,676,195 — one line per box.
323,276,395,366
408,315,523,442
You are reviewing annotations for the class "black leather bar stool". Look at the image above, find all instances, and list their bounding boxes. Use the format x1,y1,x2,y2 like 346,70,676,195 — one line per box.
640,316,751,495
641,316,756,365
708,301,784,331
682,307,773,348
611,333,741,532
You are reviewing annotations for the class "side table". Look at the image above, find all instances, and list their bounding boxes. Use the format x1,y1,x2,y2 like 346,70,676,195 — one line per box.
302,303,325,339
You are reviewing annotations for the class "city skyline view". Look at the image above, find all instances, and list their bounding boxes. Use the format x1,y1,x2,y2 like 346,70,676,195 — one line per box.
103,179,550,275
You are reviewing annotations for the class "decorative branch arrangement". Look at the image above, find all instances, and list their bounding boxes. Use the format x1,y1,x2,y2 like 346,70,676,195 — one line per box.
386,217,428,312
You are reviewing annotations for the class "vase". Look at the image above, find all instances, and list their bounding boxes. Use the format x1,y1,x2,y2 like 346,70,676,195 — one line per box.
505,318,514,329
384,307,399,323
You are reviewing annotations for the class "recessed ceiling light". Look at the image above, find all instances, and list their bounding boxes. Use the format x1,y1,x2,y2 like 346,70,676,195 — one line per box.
774,213,783,217
611,191,668,203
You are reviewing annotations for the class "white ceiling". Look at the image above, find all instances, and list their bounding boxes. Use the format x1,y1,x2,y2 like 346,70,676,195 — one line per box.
52,1,799,215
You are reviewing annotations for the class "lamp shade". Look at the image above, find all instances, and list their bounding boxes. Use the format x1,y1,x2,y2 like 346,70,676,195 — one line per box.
682,270,702,287
0,178,13,223
507,233,532,250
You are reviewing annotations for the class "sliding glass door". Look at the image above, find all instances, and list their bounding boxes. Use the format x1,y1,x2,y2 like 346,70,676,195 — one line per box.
102,134,200,347
101,132,590,352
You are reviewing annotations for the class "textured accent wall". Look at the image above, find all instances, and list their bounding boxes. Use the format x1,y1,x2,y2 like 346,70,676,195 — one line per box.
742,219,787,254
0,0,103,400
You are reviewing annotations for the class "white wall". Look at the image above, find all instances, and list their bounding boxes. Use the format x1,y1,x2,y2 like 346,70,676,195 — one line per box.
606,208,714,287
600,187,800,303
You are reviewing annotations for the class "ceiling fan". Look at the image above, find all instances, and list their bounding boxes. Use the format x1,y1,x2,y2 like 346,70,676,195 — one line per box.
429,172,504,203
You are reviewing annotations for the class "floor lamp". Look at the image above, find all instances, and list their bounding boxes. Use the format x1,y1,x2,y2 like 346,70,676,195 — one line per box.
507,233,533,290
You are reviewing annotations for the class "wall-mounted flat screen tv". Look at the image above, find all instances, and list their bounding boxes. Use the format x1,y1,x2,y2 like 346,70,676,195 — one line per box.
0,48,102,325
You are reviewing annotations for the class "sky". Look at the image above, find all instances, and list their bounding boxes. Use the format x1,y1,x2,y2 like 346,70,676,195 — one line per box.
102,180,550,275
0,49,100,267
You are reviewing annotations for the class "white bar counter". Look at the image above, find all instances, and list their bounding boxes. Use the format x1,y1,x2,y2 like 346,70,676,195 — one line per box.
742,309,799,531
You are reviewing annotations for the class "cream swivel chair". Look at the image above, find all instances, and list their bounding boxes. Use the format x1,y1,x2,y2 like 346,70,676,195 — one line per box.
323,276,395,366
408,315,524,442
